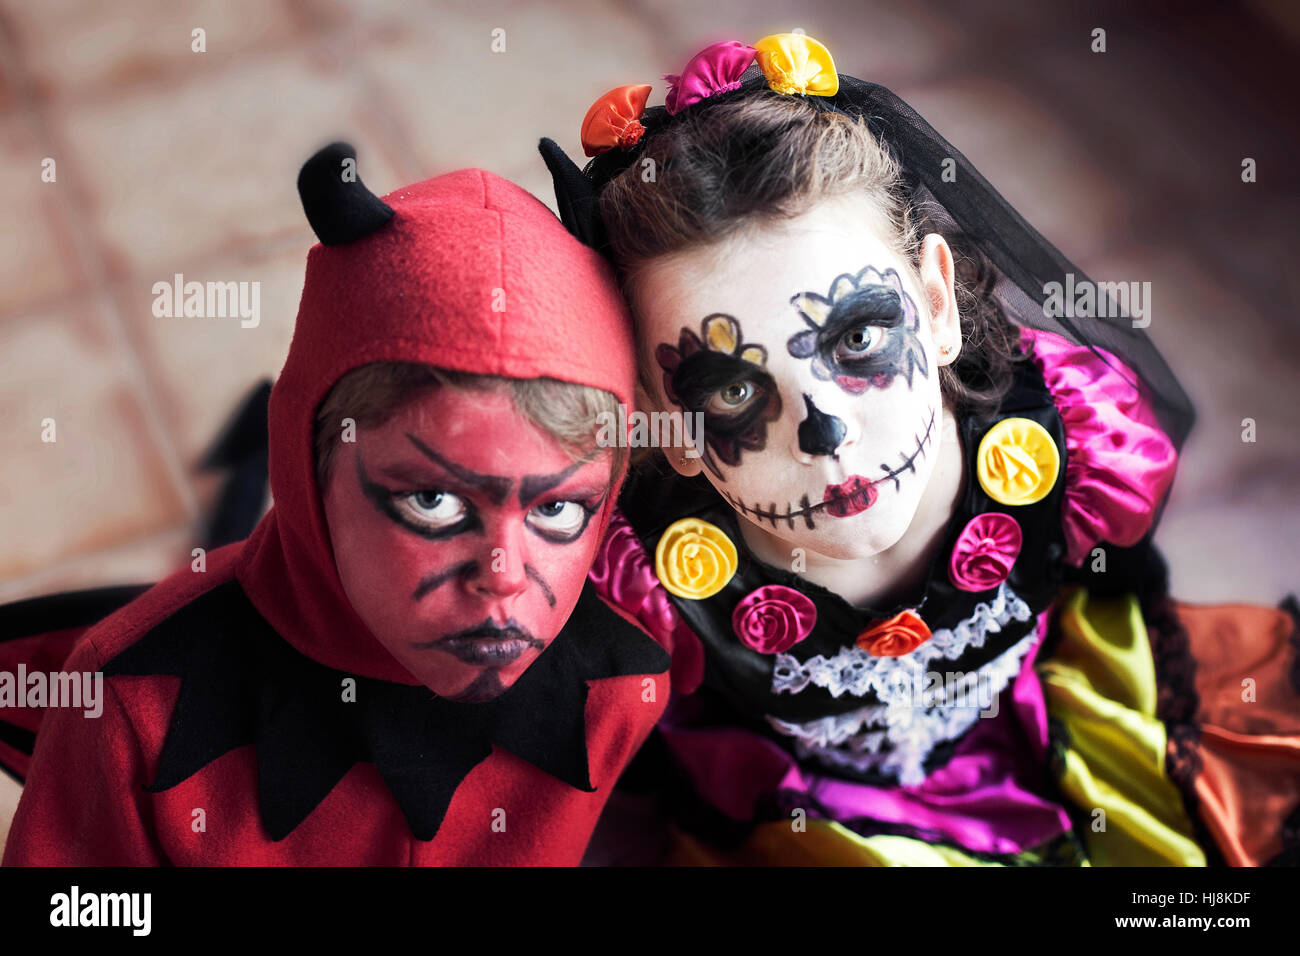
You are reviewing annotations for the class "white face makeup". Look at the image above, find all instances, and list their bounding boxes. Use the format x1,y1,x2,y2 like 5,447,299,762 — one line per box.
634,198,963,564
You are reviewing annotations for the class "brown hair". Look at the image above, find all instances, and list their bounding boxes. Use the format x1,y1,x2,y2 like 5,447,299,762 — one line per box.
313,362,626,489
599,93,1025,421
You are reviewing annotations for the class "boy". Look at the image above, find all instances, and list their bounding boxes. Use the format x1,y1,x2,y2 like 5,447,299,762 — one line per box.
1,143,670,865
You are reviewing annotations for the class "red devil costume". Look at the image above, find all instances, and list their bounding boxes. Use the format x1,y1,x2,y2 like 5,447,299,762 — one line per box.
1,145,670,865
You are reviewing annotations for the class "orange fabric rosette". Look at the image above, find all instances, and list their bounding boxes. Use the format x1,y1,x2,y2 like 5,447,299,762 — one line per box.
580,84,652,157
855,609,933,657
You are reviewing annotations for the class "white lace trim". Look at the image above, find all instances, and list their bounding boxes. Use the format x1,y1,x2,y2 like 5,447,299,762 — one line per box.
763,582,1039,786
766,630,1039,786
770,581,1033,700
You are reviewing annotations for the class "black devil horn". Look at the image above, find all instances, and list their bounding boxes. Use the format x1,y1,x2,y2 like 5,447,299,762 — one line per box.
538,137,603,250
297,142,395,246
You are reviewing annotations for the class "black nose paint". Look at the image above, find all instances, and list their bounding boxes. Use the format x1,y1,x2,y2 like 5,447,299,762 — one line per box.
798,394,847,457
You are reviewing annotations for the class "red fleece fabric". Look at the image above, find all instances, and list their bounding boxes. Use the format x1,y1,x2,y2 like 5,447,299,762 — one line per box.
6,549,666,865
240,168,636,681
3,169,660,865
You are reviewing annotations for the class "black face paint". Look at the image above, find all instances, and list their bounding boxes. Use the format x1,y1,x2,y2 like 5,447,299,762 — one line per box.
357,453,482,540
525,564,556,607
797,393,847,458
405,433,512,505
448,669,506,703
787,266,929,395
655,314,783,478
877,406,938,492
429,622,542,703
525,494,604,545
721,408,937,531
411,560,477,600
518,460,583,506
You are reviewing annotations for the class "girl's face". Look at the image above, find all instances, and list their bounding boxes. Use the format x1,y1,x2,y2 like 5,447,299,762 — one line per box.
322,384,612,702
633,197,962,561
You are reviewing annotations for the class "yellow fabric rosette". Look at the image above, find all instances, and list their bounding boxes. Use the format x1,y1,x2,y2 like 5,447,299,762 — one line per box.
654,518,738,600
754,33,839,98
976,417,1060,506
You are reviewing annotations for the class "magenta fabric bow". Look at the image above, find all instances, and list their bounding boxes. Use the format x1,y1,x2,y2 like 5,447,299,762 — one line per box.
664,40,757,115
948,512,1024,592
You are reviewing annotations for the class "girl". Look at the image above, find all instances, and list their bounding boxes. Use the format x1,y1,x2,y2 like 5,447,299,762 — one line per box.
542,34,1300,866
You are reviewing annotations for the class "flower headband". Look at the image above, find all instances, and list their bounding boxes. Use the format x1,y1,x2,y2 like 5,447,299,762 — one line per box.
580,32,839,156
540,38,1196,457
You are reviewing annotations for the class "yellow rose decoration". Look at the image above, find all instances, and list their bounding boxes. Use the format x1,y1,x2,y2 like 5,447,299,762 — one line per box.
655,518,739,600
976,417,1060,506
754,33,839,98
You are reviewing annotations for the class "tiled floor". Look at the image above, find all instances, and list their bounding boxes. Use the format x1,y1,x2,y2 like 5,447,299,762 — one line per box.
0,0,1296,609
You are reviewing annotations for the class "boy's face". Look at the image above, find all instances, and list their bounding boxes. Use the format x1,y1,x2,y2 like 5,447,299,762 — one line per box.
322,384,613,702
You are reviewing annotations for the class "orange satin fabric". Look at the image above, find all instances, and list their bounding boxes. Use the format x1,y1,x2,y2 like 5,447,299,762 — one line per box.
580,85,652,157
1174,599,1300,864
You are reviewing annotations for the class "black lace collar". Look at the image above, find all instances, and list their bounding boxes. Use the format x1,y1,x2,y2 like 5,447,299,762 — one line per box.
101,579,669,841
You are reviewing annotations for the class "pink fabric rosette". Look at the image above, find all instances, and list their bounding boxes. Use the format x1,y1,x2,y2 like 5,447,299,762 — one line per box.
948,512,1024,592
664,40,757,115
730,584,817,654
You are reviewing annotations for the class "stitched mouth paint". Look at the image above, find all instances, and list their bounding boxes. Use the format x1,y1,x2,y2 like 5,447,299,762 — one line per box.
823,475,878,517
719,408,937,531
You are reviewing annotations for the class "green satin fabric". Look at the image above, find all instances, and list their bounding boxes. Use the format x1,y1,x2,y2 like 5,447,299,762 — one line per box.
1039,586,1204,866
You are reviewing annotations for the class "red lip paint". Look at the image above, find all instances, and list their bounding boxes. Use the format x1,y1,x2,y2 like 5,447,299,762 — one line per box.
822,475,878,518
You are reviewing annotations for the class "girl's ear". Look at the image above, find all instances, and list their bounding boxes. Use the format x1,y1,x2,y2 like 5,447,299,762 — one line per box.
918,233,962,366
632,378,705,477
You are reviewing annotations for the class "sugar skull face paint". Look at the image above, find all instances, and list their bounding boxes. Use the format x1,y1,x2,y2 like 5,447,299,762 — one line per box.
633,198,963,563
322,385,611,701
787,265,929,394
655,314,783,478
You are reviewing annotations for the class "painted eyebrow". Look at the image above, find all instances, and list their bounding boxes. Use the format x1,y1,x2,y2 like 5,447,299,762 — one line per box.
518,459,584,506
827,286,903,321
404,433,512,505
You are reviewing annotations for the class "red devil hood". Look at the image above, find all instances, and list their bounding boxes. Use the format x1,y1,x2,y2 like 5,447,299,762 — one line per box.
235,150,635,683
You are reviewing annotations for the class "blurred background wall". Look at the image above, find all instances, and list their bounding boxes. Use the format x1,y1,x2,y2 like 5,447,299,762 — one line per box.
0,0,1296,607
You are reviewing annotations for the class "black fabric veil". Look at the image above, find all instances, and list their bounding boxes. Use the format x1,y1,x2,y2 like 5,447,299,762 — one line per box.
540,66,1195,457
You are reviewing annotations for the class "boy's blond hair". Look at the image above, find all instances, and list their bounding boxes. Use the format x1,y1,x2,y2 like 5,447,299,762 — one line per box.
313,362,626,490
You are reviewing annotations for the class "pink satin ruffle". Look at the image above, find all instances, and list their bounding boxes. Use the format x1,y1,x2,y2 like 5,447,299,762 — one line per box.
1020,327,1178,567
589,510,706,693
